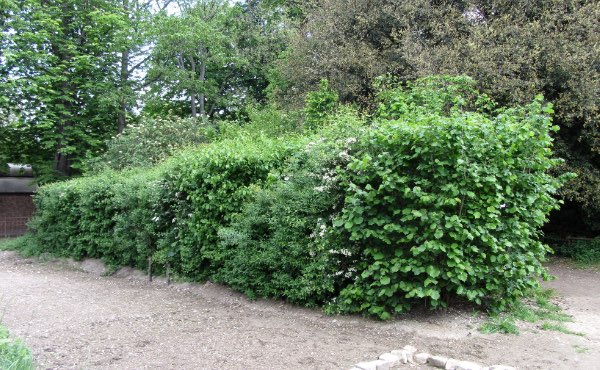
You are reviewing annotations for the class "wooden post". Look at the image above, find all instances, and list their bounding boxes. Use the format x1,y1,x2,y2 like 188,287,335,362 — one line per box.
147,257,153,282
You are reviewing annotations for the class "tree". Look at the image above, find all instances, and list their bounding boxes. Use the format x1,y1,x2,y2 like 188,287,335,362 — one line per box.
228,0,291,106
146,0,244,118
272,0,467,107
114,0,172,133
0,0,126,176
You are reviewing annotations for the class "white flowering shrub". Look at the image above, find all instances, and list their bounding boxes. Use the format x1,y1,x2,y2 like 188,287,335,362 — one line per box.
214,111,365,305
85,116,217,172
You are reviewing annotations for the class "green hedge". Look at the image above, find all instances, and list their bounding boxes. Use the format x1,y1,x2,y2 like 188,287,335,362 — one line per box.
19,76,569,318
153,135,301,279
215,110,365,306
331,91,568,317
27,135,295,277
28,166,166,269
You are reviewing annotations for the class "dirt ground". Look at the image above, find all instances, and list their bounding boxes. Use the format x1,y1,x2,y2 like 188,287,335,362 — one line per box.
0,251,598,370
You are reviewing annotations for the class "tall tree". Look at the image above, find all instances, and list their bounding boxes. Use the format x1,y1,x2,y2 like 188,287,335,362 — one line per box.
114,0,172,133
232,0,291,105
0,0,126,176
146,0,243,118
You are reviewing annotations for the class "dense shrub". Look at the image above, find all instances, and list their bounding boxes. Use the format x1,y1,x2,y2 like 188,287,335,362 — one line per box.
328,79,571,318
551,238,600,265
215,111,365,305
304,79,339,130
27,165,168,268
85,116,217,172
153,135,300,279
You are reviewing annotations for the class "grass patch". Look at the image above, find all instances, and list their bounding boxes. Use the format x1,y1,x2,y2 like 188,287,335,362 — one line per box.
0,236,42,257
540,322,585,336
0,238,18,251
0,323,34,370
479,287,579,336
479,316,519,334
574,345,589,354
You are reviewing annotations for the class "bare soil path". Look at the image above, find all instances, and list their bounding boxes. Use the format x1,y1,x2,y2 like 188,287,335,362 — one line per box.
0,251,598,369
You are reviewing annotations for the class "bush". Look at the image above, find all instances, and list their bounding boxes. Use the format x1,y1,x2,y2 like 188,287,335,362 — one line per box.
305,79,339,130
215,110,366,305
552,238,600,265
153,135,301,279
328,78,571,318
17,76,568,319
85,116,217,172
26,165,169,269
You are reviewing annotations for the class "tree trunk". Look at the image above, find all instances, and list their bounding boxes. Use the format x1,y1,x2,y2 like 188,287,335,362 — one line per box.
54,88,73,177
54,150,70,176
199,59,206,117
118,96,127,134
118,50,129,133
190,55,197,117
118,0,130,134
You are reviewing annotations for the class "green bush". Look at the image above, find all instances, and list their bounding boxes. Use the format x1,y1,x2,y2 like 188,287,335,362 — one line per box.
16,76,568,319
328,78,571,318
305,79,339,130
153,135,300,279
215,110,366,305
26,165,169,269
552,238,600,265
225,104,302,139
85,116,217,172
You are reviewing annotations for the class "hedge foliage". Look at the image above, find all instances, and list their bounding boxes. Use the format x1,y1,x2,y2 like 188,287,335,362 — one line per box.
27,165,166,269
154,135,300,279
215,110,365,305
20,76,569,318
331,77,570,317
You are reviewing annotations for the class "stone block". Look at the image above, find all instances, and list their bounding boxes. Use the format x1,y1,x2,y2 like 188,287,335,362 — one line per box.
402,345,418,362
414,352,431,364
427,355,449,368
454,360,483,370
446,358,461,370
390,350,408,364
379,353,401,367
355,360,390,370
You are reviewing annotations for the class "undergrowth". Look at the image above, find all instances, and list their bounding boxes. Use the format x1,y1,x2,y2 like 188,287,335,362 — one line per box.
0,323,34,370
0,238,17,251
551,238,600,269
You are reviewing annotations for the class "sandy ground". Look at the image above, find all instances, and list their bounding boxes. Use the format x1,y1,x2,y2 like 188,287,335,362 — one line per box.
0,251,598,370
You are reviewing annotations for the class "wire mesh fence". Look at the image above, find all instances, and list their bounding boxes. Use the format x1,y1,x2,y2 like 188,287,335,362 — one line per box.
0,217,29,237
